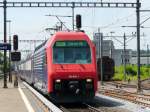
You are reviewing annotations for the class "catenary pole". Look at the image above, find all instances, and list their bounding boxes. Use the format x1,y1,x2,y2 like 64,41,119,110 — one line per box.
72,2,75,30
3,0,7,88
100,32,103,85
136,0,141,92
123,33,126,81
147,45,150,76
98,28,101,84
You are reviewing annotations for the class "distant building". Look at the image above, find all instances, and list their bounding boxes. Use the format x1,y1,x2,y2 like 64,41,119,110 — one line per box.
93,32,132,66
113,49,132,66
130,50,150,65
93,34,149,66
93,33,115,59
130,56,150,65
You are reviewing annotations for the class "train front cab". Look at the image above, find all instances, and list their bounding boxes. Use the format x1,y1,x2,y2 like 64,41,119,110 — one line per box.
46,32,98,103
51,77,96,102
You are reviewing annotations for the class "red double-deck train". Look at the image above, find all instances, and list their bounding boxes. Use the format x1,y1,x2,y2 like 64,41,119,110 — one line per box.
18,31,98,102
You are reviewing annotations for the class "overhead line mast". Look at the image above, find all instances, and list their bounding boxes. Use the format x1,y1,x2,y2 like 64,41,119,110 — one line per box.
1,1,141,92
136,0,141,92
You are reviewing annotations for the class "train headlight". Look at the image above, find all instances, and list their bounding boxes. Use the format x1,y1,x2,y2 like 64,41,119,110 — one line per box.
86,78,92,83
54,79,61,90
86,79,93,89
55,79,61,83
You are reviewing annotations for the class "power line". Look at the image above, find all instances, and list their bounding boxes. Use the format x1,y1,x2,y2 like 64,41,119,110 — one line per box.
46,14,71,31
140,16,150,25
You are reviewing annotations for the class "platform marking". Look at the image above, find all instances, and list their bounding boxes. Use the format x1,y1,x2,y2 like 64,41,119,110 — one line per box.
18,86,35,112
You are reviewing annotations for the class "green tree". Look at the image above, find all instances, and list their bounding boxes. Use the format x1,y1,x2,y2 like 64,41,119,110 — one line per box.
0,51,10,73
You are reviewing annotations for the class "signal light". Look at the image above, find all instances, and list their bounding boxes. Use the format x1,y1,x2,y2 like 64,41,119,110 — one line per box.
13,35,18,51
76,14,82,29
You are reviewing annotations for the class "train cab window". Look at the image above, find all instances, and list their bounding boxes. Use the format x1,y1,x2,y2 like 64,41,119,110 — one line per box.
53,48,64,63
53,41,91,64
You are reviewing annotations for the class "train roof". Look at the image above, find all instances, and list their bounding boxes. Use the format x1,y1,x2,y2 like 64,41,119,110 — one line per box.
34,31,93,52
53,31,88,38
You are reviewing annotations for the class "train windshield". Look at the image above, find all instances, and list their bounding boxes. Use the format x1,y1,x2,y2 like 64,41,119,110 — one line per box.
53,41,91,64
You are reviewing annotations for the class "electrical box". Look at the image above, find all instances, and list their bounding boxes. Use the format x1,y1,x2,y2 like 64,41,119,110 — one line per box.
11,52,21,61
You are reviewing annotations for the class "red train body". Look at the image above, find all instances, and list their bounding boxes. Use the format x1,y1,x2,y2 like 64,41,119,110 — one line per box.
19,31,98,102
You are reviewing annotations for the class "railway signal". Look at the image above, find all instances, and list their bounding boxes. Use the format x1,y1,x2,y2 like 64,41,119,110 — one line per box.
11,35,21,61
76,14,82,30
13,35,18,51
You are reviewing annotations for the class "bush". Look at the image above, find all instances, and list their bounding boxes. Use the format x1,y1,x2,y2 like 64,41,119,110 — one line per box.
126,66,136,76
112,73,123,81
113,65,150,81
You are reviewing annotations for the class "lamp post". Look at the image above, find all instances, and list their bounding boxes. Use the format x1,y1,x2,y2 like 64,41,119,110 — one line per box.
147,45,150,77
123,33,127,81
6,20,12,83
110,31,115,58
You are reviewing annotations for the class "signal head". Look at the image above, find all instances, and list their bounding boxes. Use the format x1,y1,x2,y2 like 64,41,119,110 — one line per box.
13,35,18,51
76,14,82,30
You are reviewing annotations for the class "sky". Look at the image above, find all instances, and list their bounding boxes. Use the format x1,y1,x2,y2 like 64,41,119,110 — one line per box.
0,0,150,56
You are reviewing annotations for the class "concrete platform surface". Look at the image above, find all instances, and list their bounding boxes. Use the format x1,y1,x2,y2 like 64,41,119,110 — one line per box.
0,80,28,112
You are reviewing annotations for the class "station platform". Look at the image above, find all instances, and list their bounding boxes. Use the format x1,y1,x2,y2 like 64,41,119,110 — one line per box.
0,79,28,112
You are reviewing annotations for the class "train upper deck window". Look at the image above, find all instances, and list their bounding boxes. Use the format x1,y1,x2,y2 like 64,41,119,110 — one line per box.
53,41,91,64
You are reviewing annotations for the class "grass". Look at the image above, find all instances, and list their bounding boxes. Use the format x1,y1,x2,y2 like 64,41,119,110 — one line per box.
113,65,150,81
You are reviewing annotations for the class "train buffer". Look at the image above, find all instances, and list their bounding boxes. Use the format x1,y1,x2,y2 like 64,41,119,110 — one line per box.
0,80,28,112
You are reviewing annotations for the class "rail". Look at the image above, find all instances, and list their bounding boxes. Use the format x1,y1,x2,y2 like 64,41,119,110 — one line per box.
100,88,150,108
83,103,103,112
59,103,102,112
59,106,71,112
105,81,150,90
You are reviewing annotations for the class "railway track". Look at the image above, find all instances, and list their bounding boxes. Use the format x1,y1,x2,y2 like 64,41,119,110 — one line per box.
84,103,103,112
100,88,150,108
22,81,103,112
104,81,150,90
141,78,150,82
59,103,103,112
22,81,137,112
